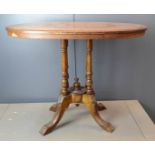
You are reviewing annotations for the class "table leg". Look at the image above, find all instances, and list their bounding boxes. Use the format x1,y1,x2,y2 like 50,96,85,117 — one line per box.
84,40,113,132
40,95,72,135
86,40,94,95
60,40,69,96
49,40,69,112
82,94,114,132
40,40,71,135
86,40,106,111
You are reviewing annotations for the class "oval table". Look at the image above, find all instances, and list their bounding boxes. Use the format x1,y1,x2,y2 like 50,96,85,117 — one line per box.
6,22,147,136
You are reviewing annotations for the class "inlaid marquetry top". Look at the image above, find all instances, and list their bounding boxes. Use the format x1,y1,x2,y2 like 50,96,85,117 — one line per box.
6,22,147,39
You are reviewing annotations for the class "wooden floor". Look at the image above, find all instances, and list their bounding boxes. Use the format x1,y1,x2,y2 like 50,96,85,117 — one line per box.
0,100,155,141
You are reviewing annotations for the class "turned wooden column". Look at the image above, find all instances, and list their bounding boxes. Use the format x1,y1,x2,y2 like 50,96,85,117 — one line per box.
86,40,95,95
60,40,69,96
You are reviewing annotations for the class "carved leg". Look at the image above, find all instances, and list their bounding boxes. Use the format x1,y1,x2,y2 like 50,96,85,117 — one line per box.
40,96,71,135
85,40,112,131
82,95,114,132
50,40,70,112
49,40,70,112
40,40,71,136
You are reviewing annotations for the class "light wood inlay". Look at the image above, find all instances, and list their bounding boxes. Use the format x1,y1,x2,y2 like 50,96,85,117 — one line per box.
6,22,147,39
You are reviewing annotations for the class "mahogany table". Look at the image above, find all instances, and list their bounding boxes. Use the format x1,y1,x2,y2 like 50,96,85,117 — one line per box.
6,22,147,136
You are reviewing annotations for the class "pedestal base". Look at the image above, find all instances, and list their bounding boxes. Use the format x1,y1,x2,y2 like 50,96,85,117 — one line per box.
49,102,106,112
40,39,114,136
40,94,114,136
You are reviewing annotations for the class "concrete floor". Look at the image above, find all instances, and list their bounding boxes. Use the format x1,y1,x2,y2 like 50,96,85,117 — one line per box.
0,100,155,140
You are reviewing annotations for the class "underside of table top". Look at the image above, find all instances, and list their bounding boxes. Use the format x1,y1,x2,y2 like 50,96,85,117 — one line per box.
6,22,147,39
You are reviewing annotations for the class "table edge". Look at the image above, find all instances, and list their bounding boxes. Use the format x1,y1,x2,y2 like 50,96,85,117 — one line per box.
6,28,147,40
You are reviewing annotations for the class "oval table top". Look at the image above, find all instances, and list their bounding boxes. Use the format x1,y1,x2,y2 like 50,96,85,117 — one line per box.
6,22,147,40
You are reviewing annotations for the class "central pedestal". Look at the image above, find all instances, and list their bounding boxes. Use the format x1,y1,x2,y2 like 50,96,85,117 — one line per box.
40,88,114,136
40,39,114,136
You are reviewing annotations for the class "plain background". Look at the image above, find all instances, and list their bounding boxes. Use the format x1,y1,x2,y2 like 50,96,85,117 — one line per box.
0,14,155,122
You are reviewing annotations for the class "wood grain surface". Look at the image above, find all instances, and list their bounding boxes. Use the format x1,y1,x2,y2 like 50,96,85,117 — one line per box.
6,22,147,39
